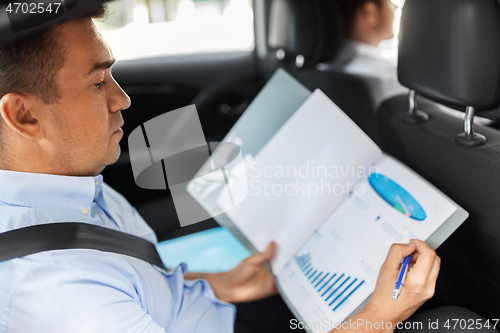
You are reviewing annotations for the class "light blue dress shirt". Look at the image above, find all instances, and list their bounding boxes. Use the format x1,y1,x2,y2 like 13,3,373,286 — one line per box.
0,170,236,333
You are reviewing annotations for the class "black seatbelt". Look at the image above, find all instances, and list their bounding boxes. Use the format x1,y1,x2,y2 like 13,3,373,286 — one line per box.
0,222,166,269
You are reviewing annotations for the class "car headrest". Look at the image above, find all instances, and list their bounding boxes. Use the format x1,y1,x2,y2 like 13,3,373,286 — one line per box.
268,0,344,67
0,0,109,48
398,0,500,111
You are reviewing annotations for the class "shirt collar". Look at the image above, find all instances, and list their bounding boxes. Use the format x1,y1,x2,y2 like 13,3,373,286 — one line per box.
344,40,383,59
0,169,104,215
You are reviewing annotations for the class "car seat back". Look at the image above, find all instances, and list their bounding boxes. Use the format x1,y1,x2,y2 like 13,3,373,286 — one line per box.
378,0,500,318
266,0,379,142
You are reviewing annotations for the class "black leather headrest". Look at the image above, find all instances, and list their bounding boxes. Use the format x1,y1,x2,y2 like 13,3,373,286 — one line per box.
398,0,500,110
268,0,344,66
0,0,109,47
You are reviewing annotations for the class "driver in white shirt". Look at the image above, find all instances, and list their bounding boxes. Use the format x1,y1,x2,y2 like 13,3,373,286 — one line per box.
319,0,407,108
321,0,492,126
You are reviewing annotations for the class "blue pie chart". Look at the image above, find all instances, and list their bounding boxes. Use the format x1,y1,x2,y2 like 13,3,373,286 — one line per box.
368,174,426,221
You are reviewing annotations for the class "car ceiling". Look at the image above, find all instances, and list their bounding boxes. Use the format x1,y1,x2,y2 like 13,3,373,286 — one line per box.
0,0,110,47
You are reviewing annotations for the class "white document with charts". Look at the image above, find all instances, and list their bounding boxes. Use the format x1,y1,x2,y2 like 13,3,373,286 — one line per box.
188,71,468,333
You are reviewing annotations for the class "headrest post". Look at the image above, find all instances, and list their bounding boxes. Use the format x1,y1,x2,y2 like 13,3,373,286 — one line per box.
408,90,417,115
456,106,487,146
276,49,286,61
403,90,429,124
295,55,305,68
464,106,475,136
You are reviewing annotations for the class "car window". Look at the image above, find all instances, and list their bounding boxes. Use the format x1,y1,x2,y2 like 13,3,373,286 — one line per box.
94,0,254,61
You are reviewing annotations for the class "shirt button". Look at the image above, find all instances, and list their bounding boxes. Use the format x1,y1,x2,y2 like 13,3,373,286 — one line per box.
81,207,89,215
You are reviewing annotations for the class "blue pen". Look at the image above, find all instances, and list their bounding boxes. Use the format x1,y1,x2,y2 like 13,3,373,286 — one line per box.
391,254,413,301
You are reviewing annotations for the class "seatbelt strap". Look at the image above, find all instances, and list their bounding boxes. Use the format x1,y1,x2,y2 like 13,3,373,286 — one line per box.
0,222,166,269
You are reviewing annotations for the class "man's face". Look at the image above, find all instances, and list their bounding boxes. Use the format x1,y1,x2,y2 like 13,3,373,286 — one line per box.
40,19,131,176
377,0,397,40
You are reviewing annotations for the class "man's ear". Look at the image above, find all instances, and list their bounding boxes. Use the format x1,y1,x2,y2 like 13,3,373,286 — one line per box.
361,1,380,27
0,93,45,141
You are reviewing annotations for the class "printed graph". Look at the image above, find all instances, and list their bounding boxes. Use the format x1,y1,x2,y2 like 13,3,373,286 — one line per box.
294,253,365,311
368,174,426,221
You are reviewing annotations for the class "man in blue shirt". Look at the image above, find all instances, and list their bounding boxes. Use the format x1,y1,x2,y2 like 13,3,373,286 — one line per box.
0,4,480,333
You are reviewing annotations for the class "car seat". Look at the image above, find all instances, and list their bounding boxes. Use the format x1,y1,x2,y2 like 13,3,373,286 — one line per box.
266,0,380,143
378,0,500,319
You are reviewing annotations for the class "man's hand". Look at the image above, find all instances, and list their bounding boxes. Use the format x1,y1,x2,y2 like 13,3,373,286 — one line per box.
185,242,278,303
333,239,440,332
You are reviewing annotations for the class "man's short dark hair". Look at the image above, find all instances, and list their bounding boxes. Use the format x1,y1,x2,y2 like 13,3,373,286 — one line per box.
339,0,383,37
0,5,107,105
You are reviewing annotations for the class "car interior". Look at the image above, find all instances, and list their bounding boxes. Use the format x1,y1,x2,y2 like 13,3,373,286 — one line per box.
1,0,500,325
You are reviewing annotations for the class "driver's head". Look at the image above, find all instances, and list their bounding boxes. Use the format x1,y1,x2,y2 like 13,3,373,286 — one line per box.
339,0,397,46
0,5,131,177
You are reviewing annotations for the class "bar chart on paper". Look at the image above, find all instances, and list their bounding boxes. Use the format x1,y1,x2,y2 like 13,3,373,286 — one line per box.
276,228,377,332
293,253,365,312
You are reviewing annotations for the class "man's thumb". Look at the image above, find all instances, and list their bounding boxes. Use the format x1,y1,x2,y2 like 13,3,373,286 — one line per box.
248,241,277,265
